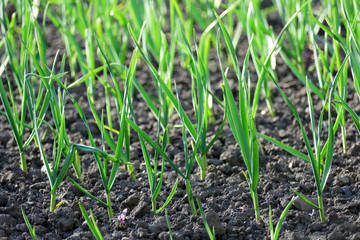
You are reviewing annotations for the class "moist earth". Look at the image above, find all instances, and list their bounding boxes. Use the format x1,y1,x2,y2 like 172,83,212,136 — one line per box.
1,5,360,240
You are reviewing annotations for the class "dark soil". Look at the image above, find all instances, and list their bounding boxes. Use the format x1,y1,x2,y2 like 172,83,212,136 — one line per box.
1,5,360,240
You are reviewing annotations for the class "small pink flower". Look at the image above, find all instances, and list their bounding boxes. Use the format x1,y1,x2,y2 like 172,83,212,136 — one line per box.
110,208,129,228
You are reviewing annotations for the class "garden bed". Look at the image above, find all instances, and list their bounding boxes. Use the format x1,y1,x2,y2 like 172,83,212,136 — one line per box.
1,1,360,239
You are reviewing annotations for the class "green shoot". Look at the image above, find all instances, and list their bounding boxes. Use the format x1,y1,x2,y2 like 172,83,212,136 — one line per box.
310,0,360,153
251,1,313,118
128,97,179,214
273,0,309,75
21,208,36,240
268,197,295,240
215,11,260,221
129,22,226,181
51,70,130,218
0,73,28,172
174,81,198,215
0,0,39,172
179,24,216,180
197,198,216,240
258,55,349,221
245,0,277,116
26,66,128,214
78,202,104,240
165,210,174,240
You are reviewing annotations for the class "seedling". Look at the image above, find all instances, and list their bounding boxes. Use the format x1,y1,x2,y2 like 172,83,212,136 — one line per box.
258,55,349,221
21,208,36,240
79,202,104,240
165,210,174,240
197,198,216,240
215,11,261,221
268,197,295,240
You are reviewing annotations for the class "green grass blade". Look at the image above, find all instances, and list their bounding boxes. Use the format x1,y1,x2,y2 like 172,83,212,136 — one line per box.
128,23,198,140
165,210,173,240
310,15,347,48
250,118,259,191
74,144,125,164
282,57,324,100
51,145,76,194
215,10,250,146
335,98,360,133
203,0,242,35
136,119,155,197
26,78,53,186
203,103,227,155
154,179,178,214
252,1,310,118
320,106,333,194
78,202,104,240
21,208,36,240
125,117,186,179
53,112,66,175
67,65,107,89
257,133,310,163
174,80,192,177
68,177,109,208
292,190,320,209
152,157,165,202
318,56,350,194
262,63,320,189
133,78,165,128
216,32,251,172
196,198,215,240
0,77,22,150
90,208,103,239
269,205,274,239
213,10,240,78
273,197,295,239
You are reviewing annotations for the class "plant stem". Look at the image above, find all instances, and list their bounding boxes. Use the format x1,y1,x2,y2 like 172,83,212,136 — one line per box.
318,194,325,222
127,165,136,181
73,150,83,182
251,189,260,221
200,153,207,180
20,151,27,172
185,180,197,216
264,78,276,117
265,94,276,117
341,125,347,153
50,192,56,212
152,199,157,213
106,193,114,218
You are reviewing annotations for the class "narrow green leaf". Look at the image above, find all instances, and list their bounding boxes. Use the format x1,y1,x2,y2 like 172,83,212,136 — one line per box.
203,0,242,35
257,133,310,163
78,202,104,240
51,145,76,194
273,196,295,239
21,208,36,240
292,190,320,209
0,77,22,151
310,14,347,48
261,62,320,190
216,31,252,170
128,23,198,140
68,177,109,208
126,117,186,179
269,205,274,239
165,210,173,240
197,199,216,240
155,179,178,214
335,99,360,133
252,1,310,118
